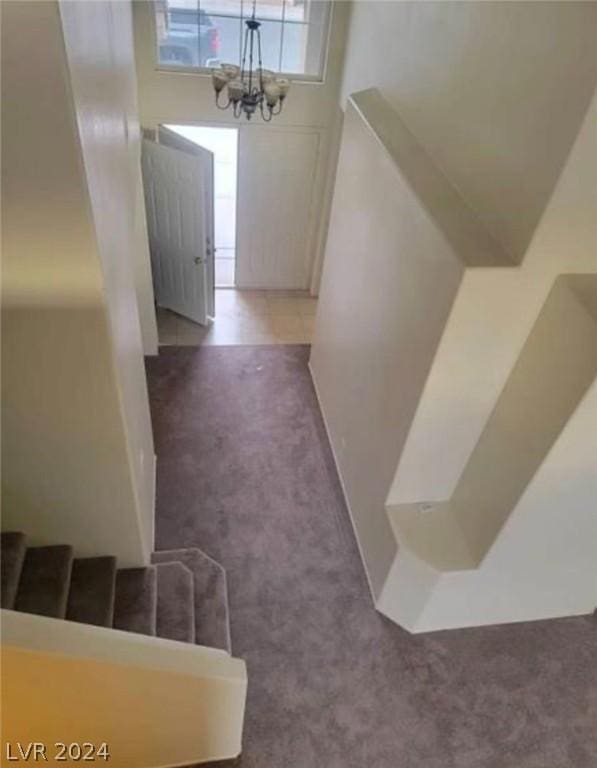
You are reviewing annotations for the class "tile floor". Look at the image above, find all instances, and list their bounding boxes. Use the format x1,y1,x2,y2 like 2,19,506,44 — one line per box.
156,289,317,346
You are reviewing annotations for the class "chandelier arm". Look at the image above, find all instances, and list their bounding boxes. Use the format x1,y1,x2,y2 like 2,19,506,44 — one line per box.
260,101,273,123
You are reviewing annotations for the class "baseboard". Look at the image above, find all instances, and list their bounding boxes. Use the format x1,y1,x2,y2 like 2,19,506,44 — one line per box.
307,359,379,605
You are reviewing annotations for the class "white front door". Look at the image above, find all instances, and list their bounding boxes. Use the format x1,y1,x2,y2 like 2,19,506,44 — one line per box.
141,135,214,325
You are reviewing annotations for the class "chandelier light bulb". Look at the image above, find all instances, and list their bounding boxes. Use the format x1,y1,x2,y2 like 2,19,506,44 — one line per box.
227,80,244,102
264,82,281,107
276,78,291,99
212,69,229,93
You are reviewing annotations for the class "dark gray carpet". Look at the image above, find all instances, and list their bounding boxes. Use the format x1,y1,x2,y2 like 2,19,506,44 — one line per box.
14,545,73,619
146,345,597,768
66,556,117,628
113,566,157,636
155,561,195,644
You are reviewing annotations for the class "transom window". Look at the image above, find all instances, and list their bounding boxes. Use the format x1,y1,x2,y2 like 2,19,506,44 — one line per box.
154,0,331,80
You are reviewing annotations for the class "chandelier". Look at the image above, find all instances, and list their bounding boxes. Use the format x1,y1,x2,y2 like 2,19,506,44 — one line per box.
211,1,290,122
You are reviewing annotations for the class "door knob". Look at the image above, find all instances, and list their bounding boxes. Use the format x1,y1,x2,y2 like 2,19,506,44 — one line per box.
194,256,205,265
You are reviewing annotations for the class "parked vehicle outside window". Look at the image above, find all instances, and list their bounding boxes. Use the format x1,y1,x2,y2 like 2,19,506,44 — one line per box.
154,0,331,80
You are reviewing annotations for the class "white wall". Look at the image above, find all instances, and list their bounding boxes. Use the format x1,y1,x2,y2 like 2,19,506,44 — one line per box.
310,93,470,597
59,0,157,551
236,128,320,288
381,85,597,631
1,1,155,566
132,0,350,291
340,0,597,263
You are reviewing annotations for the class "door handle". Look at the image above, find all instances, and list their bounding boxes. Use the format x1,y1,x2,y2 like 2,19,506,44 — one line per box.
194,256,205,265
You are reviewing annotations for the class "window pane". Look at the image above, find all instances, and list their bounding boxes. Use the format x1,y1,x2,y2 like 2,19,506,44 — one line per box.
157,1,201,68
155,0,330,78
205,12,243,66
245,19,282,73
252,0,284,23
280,20,308,74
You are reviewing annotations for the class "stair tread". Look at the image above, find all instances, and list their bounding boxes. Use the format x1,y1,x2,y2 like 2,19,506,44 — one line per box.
66,556,117,628
1,532,27,610
14,545,74,618
155,562,195,644
113,567,157,636
152,548,231,652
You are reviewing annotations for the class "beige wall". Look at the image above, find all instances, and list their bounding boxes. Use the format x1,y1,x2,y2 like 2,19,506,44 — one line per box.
340,0,597,263
1,1,155,565
132,0,350,290
310,94,468,597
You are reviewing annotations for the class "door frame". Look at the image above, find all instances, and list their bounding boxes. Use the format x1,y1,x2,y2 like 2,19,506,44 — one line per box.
147,118,323,293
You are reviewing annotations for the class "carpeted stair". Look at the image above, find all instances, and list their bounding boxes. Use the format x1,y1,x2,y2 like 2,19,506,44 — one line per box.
1,532,231,653
152,548,231,652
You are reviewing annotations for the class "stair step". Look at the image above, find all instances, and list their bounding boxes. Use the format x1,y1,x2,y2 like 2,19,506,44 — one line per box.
113,567,157,636
1,532,27,610
152,549,231,653
66,557,117,628
155,562,195,644
15,545,74,618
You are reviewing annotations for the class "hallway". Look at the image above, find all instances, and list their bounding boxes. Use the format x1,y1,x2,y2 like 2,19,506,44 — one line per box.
146,346,597,768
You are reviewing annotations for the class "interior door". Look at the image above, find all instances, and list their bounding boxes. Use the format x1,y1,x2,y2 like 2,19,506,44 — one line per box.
158,125,216,318
141,135,213,325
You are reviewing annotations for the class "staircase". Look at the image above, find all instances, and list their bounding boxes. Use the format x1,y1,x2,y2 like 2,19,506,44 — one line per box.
1,531,231,653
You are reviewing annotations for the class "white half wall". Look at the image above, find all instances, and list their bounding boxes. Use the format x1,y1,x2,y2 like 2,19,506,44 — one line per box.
2,610,247,767
312,84,597,630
